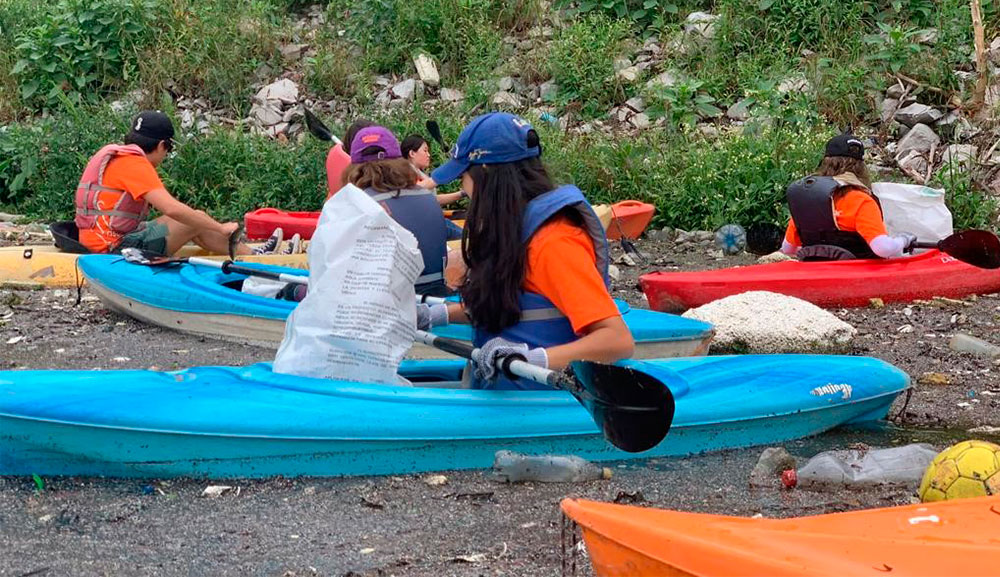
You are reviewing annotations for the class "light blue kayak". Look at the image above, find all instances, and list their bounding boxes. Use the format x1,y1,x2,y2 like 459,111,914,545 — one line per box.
0,355,909,478
78,254,715,358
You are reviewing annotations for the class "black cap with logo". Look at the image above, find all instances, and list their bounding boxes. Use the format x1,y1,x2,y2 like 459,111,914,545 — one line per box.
824,132,864,160
129,110,175,143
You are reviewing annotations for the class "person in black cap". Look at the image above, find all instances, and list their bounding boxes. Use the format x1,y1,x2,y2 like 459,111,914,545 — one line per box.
75,110,277,256
780,132,917,261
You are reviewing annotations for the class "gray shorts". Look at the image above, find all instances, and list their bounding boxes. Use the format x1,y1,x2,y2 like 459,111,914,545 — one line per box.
118,221,169,255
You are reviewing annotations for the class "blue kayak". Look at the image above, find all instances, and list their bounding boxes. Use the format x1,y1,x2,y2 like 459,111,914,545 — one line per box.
0,355,909,478
78,254,715,358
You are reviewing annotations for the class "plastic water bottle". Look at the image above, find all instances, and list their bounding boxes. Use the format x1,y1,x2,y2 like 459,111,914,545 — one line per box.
715,224,747,255
492,450,612,483
539,112,559,125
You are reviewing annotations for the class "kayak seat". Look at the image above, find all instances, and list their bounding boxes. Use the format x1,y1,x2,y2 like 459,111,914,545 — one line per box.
50,220,92,254
797,244,857,262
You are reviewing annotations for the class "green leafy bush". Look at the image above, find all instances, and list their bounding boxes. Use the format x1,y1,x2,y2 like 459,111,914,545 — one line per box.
548,14,632,117
645,78,721,130
12,0,161,110
864,22,923,74
935,162,999,231
554,0,680,33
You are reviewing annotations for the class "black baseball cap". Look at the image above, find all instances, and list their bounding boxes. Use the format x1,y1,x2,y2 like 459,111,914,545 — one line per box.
824,133,864,160
129,110,175,142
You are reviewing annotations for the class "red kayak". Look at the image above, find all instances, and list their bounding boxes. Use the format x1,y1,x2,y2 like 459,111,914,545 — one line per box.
245,208,466,240
641,249,1000,312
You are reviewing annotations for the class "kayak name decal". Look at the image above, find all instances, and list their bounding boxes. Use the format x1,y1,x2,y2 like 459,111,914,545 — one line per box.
810,383,853,400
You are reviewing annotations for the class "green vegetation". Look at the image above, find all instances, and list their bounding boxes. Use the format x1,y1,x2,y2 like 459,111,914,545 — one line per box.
0,0,997,230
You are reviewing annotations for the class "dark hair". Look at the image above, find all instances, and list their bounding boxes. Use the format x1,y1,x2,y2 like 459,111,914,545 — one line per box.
460,153,556,333
816,156,873,194
342,118,375,154
124,132,171,154
344,158,418,192
400,134,428,159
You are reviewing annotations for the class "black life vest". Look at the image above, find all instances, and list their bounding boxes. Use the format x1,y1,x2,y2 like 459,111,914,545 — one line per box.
786,176,881,260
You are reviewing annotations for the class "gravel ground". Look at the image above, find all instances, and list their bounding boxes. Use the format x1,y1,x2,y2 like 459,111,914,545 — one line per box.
2,236,1000,576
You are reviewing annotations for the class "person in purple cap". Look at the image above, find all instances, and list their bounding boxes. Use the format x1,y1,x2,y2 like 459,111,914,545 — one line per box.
414,112,634,390
343,125,451,297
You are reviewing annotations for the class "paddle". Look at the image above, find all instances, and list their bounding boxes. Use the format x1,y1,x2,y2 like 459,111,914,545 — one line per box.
304,108,342,144
744,224,1000,269
425,120,448,152
120,248,310,285
415,329,675,453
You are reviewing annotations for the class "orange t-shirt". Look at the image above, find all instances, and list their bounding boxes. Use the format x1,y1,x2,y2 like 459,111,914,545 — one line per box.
79,154,164,252
784,187,887,247
523,215,620,334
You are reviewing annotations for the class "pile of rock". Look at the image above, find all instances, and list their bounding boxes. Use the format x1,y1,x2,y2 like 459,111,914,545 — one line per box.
248,79,303,139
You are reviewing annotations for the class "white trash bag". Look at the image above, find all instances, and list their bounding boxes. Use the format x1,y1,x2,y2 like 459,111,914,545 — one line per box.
273,184,424,385
872,182,953,243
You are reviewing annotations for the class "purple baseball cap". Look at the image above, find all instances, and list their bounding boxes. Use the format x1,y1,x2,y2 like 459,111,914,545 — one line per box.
350,126,402,164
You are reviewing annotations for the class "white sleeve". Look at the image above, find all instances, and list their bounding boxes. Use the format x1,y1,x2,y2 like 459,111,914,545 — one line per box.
780,239,799,256
869,234,907,258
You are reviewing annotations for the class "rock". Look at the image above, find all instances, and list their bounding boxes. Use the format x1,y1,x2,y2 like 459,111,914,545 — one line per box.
776,75,808,94
0,212,24,222
896,150,928,178
757,251,792,264
255,79,299,105
682,291,857,353
607,264,621,281
645,70,680,91
894,103,944,127
684,11,719,39
423,474,448,486
990,37,1000,64
613,106,631,123
879,98,898,124
624,96,645,113
616,65,640,83
440,87,464,102
886,83,906,99
949,333,1000,357
391,79,417,102
896,123,940,158
497,76,515,92
749,447,796,486
375,89,392,107
413,53,440,87
539,80,558,101
281,106,303,124
726,99,751,121
491,91,522,108
200,485,234,498
918,372,952,386
629,113,651,130
697,124,720,139
915,28,938,45
279,43,307,61
939,144,978,169
613,57,632,72
642,37,662,54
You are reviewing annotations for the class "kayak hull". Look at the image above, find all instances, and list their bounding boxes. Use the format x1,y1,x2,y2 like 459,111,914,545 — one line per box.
0,245,308,288
78,255,716,358
641,249,1000,312
244,207,467,241
606,200,656,241
561,496,1000,576
0,355,908,478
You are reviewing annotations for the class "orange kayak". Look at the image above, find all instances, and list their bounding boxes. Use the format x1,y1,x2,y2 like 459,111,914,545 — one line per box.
561,496,1000,576
606,200,655,240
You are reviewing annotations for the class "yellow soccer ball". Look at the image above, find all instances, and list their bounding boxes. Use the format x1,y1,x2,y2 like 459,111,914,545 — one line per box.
918,440,1000,503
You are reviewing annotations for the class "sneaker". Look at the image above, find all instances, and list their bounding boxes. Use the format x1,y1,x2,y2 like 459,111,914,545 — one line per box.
282,233,302,255
253,227,283,255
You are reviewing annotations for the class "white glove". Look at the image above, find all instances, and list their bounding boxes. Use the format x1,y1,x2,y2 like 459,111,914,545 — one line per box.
416,303,449,331
896,232,918,253
472,337,548,382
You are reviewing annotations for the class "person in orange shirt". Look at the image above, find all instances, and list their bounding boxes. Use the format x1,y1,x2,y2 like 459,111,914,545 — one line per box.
75,111,275,256
781,133,916,260
414,112,633,390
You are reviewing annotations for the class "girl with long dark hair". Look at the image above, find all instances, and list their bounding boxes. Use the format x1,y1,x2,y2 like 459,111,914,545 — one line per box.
416,112,633,390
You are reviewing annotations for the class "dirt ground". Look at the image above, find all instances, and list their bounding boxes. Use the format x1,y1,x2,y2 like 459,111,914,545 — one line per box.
2,235,1000,576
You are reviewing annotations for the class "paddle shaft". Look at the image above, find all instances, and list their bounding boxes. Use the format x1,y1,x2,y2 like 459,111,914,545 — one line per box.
187,257,309,285
415,329,557,387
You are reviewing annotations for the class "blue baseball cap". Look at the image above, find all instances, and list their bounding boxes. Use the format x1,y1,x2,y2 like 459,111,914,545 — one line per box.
430,112,540,185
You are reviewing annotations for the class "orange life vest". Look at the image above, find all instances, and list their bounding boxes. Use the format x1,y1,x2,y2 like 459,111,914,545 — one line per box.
74,144,151,245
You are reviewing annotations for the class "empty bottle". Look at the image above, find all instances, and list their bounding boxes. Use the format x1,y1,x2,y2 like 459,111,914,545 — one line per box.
715,224,747,255
492,450,612,483
796,444,938,489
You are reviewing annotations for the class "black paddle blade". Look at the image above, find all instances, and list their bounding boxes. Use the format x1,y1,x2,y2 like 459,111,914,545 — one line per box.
228,223,244,261
565,362,675,453
745,222,784,255
304,108,334,142
939,229,1000,269
425,120,447,149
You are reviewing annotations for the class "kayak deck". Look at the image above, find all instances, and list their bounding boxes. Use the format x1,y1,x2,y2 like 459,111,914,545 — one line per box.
561,496,1000,576
641,249,1000,312
0,354,908,478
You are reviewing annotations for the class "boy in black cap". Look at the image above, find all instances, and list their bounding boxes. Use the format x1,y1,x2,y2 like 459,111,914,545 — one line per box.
75,110,277,255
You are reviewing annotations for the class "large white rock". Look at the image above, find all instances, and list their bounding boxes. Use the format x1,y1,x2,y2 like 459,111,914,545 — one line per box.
894,103,944,127
391,79,417,101
684,12,719,39
682,291,856,353
645,70,680,91
255,79,299,106
895,123,939,159
413,53,440,87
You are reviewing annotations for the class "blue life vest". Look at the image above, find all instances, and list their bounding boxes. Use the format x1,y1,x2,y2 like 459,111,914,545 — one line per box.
366,187,449,294
472,185,610,390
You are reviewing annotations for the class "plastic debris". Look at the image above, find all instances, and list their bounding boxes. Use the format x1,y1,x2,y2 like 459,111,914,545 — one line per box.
493,450,611,483
200,485,234,498
796,444,938,489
